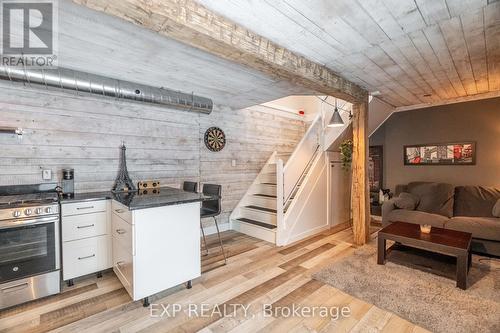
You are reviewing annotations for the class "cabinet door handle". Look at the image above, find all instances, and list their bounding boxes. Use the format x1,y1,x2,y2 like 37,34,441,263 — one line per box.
77,224,95,229
115,209,125,213
77,206,95,210
78,254,96,260
115,229,126,235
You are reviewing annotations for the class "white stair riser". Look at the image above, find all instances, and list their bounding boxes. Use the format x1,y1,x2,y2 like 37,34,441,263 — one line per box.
259,173,277,183
261,164,277,173
252,184,276,196
231,219,276,243
246,196,276,209
239,208,276,225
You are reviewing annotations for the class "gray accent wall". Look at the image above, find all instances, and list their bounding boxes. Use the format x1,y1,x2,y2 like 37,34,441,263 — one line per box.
370,97,500,192
0,81,306,228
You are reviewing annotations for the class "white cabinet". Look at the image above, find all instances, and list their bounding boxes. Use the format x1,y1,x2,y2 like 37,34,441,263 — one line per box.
62,212,108,242
61,199,112,281
111,200,201,301
62,235,110,280
62,200,108,216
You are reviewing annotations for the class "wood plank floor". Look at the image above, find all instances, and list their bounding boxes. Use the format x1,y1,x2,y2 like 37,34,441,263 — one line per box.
0,227,430,333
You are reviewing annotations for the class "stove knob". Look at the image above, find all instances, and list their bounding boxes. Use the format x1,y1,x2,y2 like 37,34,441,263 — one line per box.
35,208,43,215
45,207,53,214
24,209,32,216
12,210,21,218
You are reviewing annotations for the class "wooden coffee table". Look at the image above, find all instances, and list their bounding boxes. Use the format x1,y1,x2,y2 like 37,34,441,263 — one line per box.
377,221,472,290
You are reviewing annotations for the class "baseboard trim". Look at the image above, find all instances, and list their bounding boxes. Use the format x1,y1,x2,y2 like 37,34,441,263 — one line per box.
328,221,352,233
285,224,331,245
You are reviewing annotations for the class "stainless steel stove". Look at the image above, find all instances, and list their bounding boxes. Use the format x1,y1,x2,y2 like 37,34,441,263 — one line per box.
0,184,61,310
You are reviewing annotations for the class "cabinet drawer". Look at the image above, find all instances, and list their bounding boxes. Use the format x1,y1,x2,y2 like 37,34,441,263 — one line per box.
62,200,107,217
62,212,108,242
112,213,134,255
112,240,133,296
62,235,111,280
111,200,132,223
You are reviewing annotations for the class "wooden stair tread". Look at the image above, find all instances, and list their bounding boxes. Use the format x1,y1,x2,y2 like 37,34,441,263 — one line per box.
236,218,277,229
244,205,277,213
253,194,277,198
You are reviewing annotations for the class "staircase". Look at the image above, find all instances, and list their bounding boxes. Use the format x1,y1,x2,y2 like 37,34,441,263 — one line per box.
230,113,326,245
230,97,393,245
231,111,330,245
231,153,286,243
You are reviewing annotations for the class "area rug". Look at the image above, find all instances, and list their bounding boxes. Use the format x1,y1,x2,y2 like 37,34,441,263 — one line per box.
313,244,500,333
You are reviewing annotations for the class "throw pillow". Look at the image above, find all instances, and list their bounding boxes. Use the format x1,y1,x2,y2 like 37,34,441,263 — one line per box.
394,192,419,210
493,199,500,218
407,182,455,217
454,186,500,217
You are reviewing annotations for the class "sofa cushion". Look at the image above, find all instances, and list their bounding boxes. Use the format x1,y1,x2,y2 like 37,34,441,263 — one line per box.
386,209,449,228
394,192,419,210
453,186,500,217
407,182,455,217
445,216,500,241
493,199,500,218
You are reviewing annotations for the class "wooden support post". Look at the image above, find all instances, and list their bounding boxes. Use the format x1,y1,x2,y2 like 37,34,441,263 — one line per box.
351,99,370,245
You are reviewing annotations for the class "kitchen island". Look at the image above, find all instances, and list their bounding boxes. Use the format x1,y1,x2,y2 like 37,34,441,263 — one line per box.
110,187,205,306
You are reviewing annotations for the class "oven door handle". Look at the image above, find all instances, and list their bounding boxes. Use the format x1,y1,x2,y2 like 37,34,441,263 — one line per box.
1,282,29,293
0,216,59,229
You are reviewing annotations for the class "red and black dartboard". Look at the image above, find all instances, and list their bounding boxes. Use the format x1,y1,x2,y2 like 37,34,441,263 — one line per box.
204,127,226,152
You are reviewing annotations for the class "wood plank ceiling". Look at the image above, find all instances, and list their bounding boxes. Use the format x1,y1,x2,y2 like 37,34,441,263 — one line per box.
72,0,367,104
53,1,314,110
196,0,500,108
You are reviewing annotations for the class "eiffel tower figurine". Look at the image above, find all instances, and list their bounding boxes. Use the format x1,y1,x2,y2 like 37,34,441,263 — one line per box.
112,142,136,193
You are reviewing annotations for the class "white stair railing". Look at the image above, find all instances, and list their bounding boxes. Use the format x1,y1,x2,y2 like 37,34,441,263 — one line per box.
275,114,323,245
282,113,322,203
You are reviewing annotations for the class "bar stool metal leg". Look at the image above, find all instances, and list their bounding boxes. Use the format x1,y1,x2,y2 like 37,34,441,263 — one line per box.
200,221,209,256
213,217,227,265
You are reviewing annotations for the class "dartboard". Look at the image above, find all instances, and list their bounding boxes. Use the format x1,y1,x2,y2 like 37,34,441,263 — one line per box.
204,127,226,152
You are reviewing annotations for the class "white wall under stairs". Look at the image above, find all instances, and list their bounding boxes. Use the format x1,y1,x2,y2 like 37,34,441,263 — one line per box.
279,152,330,244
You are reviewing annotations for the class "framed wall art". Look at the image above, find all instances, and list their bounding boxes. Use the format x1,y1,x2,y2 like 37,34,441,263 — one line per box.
403,142,476,166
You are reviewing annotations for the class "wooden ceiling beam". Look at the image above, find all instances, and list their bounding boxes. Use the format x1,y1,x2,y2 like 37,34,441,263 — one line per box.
73,0,367,103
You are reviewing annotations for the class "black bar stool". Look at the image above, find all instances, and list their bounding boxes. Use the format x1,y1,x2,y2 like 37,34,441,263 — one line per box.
182,181,198,193
200,184,226,264
183,181,209,256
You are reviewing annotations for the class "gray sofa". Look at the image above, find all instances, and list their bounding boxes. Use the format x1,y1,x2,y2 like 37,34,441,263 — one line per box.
382,182,500,256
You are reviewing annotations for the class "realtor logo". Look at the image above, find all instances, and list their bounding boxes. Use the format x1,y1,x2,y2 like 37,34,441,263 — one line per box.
1,0,58,67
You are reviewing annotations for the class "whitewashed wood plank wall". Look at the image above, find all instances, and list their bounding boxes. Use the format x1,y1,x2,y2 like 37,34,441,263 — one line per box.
0,81,306,227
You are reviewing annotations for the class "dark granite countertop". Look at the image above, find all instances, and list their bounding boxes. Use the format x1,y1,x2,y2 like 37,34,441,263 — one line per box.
59,187,210,210
59,191,112,203
111,187,208,210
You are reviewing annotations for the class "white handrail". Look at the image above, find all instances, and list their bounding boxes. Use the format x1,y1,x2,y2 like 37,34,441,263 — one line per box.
282,113,322,202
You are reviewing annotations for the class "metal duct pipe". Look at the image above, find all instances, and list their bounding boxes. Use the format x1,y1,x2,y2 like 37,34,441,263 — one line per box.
0,66,213,114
